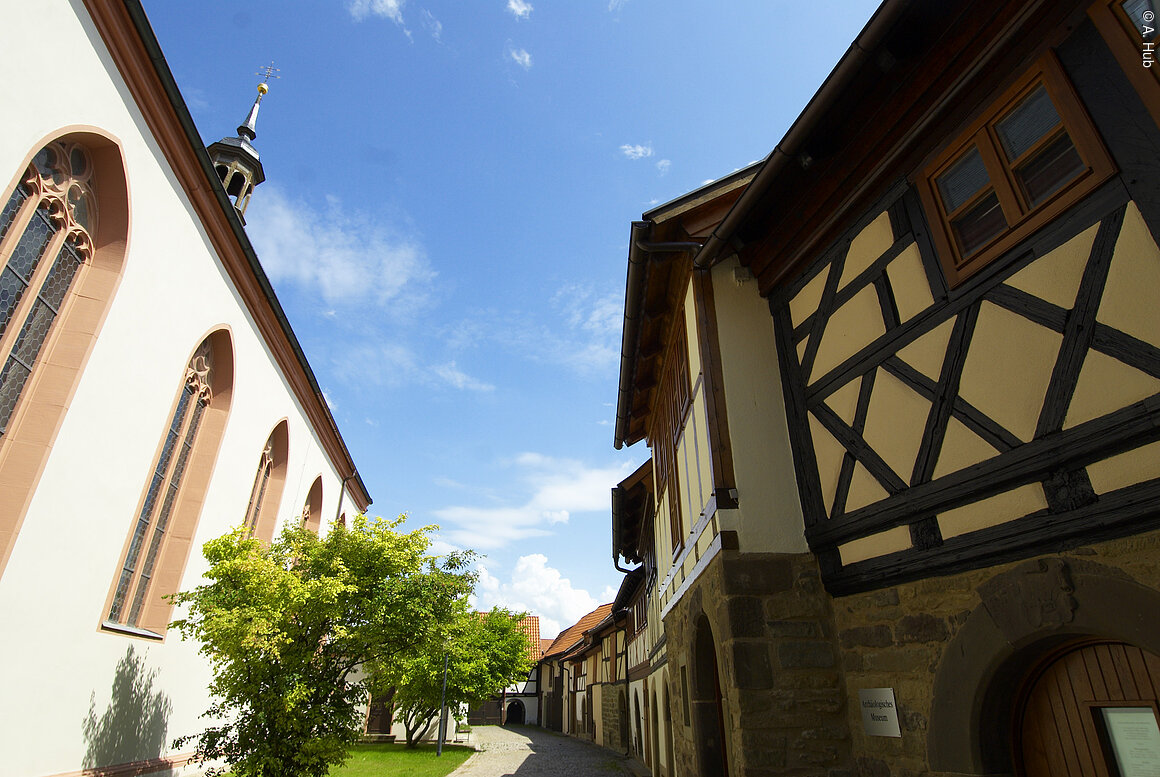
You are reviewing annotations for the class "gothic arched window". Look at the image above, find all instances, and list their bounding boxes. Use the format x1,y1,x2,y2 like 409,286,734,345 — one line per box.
0,143,94,434
0,134,128,581
242,420,288,543
105,330,234,637
301,476,323,534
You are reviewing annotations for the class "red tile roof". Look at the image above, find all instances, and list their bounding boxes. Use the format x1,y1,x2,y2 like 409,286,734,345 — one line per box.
540,604,614,660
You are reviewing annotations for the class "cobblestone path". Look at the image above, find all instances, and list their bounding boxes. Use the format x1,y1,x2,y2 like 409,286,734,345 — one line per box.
449,725,640,777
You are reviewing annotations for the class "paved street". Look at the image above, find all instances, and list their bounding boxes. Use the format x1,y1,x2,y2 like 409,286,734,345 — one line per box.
450,725,640,777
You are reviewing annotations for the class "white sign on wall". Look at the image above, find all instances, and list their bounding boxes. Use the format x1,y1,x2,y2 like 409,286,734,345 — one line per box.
859,688,902,738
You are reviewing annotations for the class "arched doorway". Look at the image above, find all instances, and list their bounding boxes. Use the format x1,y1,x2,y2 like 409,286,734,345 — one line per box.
506,699,525,725
634,690,644,761
1017,641,1160,777
663,679,675,777
650,686,660,774
692,615,728,777
619,690,629,751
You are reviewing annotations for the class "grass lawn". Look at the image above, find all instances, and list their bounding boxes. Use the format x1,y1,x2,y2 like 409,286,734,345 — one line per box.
330,742,473,777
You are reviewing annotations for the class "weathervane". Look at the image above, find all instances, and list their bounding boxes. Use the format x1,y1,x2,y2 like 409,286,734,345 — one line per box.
255,62,280,95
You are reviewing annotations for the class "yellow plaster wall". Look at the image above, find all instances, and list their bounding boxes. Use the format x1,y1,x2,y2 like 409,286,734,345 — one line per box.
887,243,933,323
958,301,1062,443
838,525,911,565
1065,348,1160,429
895,318,954,382
840,211,894,290
1005,222,1096,310
825,377,861,428
789,267,827,329
711,256,807,552
845,461,889,513
1087,439,1160,494
811,284,885,382
933,416,1001,479
683,283,701,381
809,413,845,517
1097,202,1160,347
861,368,929,486
937,482,1048,539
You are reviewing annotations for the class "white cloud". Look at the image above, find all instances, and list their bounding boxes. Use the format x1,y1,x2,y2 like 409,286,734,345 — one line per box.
656,159,672,175
608,0,628,10
472,554,607,639
246,186,435,312
620,143,653,160
433,361,495,392
508,44,533,69
348,0,405,24
433,453,636,551
421,9,442,40
507,0,533,19
447,283,624,377
332,342,494,393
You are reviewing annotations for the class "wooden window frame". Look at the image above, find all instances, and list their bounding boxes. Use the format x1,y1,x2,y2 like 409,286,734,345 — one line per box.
1090,0,1160,126
650,318,691,556
917,52,1116,287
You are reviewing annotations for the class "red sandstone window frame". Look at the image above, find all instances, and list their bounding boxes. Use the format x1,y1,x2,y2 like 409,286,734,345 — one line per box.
916,52,1116,287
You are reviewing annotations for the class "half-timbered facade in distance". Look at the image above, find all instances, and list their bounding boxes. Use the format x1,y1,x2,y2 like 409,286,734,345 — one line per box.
611,0,1160,774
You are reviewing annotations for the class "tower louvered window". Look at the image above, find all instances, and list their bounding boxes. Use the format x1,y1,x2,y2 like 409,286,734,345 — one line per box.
0,143,94,434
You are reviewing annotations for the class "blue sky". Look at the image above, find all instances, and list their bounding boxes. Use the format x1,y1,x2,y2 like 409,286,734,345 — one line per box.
142,0,881,637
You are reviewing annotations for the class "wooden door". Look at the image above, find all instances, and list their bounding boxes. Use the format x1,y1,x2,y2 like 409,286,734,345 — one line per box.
1018,641,1160,777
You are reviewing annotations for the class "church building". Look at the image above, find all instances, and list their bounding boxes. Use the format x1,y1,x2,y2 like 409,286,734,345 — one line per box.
0,3,371,776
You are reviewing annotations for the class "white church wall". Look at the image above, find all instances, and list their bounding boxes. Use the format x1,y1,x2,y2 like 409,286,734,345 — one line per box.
0,3,365,776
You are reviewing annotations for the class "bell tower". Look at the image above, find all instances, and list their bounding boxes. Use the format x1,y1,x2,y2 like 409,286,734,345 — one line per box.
208,64,278,224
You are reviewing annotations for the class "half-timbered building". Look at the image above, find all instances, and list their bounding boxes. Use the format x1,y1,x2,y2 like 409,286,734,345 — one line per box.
613,0,1160,774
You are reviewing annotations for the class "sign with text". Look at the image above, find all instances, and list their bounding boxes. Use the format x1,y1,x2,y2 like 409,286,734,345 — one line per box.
858,688,902,738
1100,707,1160,777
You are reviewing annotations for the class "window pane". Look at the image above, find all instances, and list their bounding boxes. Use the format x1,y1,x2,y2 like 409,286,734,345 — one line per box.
4,207,54,287
0,357,31,434
1123,0,1158,39
0,184,28,242
1015,131,1086,207
951,191,1007,257
937,147,991,214
996,85,1062,162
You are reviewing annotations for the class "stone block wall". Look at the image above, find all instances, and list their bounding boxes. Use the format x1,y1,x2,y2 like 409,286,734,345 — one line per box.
600,681,625,751
663,549,853,777
833,527,1160,777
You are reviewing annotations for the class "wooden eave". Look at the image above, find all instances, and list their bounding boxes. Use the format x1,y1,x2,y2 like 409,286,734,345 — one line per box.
612,459,653,562
615,180,749,449
82,0,371,509
730,0,1091,295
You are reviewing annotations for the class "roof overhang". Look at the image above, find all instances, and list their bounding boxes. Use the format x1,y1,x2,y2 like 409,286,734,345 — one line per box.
612,459,653,565
83,0,371,509
613,171,755,450
693,0,1080,294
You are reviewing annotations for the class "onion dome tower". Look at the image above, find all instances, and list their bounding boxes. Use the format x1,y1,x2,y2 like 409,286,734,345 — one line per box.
208,66,277,224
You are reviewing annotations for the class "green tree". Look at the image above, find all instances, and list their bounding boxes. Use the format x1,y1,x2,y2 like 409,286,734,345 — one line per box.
372,608,533,747
170,514,475,777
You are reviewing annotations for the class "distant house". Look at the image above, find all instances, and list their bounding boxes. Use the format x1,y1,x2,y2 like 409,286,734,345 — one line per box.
536,604,613,736
467,614,543,725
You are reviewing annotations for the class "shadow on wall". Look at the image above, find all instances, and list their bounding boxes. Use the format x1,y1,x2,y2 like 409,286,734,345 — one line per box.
82,646,173,770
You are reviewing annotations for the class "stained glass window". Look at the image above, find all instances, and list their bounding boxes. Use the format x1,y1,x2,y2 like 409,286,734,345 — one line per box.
0,142,94,435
